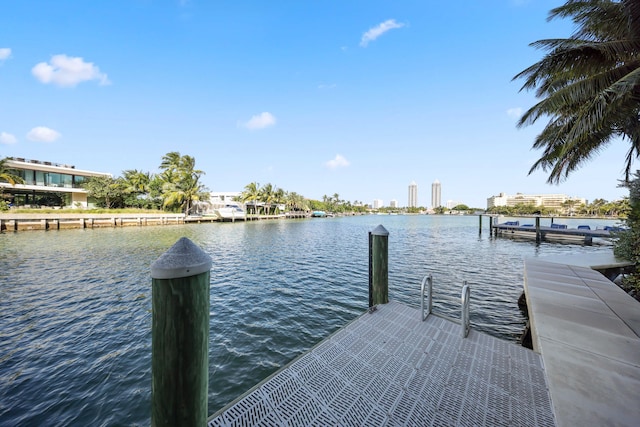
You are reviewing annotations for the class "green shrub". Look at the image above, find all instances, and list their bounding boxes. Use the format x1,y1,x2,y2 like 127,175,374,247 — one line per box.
614,171,640,293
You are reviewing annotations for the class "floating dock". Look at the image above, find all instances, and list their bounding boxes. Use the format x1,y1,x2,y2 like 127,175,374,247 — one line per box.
493,222,612,244
207,301,555,426
206,253,640,426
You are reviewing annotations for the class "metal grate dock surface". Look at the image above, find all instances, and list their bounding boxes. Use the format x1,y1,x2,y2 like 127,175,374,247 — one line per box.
208,300,555,426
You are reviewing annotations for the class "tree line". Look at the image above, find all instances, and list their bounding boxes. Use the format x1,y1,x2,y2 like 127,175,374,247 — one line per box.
73,152,208,212
238,185,368,215
486,198,629,217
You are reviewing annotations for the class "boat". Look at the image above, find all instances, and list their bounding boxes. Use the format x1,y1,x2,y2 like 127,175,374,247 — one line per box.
311,211,326,217
494,220,614,245
215,204,246,221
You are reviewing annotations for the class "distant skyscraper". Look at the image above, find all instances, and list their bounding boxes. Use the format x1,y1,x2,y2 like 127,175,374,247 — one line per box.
408,181,418,207
431,180,441,208
390,199,398,208
373,199,384,209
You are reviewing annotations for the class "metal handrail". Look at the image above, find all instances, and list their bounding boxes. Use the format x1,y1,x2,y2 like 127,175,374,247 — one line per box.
420,274,432,321
420,275,471,338
461,281,470,338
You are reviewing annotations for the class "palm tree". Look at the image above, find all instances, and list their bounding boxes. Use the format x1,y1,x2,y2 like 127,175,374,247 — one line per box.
158,152,207,213
514,0,640,184
0,157,24,185
122,169,151,194
162,173,208,213
0,157,25,207
260,183,275,215
273,187,286,214
241,182,261,215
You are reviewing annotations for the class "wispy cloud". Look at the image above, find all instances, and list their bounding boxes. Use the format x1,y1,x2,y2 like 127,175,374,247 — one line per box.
325,154,350,169
241,112,276,130
360,19,405,47
32,54,110,87
0,48,11,61
27,126,61,142
0,132,17,144
506,107,523,119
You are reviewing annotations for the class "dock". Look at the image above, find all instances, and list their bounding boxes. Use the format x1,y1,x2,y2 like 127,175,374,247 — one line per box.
523,255,640,427
0,212,185,231
204,252,640,426
207,301,555,426
493,222,612,244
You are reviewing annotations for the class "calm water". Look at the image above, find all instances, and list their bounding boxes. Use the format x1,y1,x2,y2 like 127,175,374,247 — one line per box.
0,215,620,426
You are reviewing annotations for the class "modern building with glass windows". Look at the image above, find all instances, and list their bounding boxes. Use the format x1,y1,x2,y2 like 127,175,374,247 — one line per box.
408,181,418,208
431,179,441,209
0,157,112,208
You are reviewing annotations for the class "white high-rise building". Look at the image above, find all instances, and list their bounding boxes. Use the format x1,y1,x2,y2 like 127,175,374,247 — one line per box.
373,199,384,209
390,199,398,208
408,181,418,208
431,180,441,208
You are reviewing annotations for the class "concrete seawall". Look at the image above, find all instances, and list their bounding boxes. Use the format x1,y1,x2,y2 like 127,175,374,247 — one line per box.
0,213,185,231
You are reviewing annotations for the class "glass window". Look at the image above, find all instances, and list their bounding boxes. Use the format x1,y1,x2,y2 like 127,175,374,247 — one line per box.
36,171,45,186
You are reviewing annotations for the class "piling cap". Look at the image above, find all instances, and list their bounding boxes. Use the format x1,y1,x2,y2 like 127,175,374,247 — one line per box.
150,237,212,279
370,224,389,236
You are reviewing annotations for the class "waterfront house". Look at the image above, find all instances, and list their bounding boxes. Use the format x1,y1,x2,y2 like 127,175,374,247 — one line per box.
0,158,112,208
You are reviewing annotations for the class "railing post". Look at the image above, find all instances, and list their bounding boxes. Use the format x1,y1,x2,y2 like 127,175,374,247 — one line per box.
420,275,433,321
369,224,389,307
151,237,212,427
461,281,471,338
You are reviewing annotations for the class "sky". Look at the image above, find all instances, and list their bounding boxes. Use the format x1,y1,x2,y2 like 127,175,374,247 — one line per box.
0,0,631,209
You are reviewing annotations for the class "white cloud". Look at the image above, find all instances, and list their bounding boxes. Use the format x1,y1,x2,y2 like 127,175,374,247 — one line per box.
27,126,61,142
0,132,17,144
32,54,110,87
360,19,405,47
241,112,276,130
0,48,11,60
325,154,350,169
507,107,523,119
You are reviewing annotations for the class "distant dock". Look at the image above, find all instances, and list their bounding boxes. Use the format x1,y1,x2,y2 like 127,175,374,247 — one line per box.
0,211,314,231
0,212,185,231
478,215,618,244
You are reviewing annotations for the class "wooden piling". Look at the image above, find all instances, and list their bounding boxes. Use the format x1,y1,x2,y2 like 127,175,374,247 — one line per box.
535,217,541,243
369,224,389,307
151,237,212,427
478,215,482,234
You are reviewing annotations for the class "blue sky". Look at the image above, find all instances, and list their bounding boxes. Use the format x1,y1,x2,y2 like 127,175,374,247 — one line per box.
0,0,630,208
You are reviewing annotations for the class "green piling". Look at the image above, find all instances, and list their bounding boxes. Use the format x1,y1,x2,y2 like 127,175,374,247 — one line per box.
369,224,389,307
151,237,212,427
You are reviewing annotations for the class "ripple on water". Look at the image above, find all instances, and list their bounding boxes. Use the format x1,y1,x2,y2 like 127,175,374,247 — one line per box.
0,216,621,424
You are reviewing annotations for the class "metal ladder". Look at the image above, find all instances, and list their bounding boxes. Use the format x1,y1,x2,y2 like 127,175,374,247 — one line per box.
420,274,471,338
